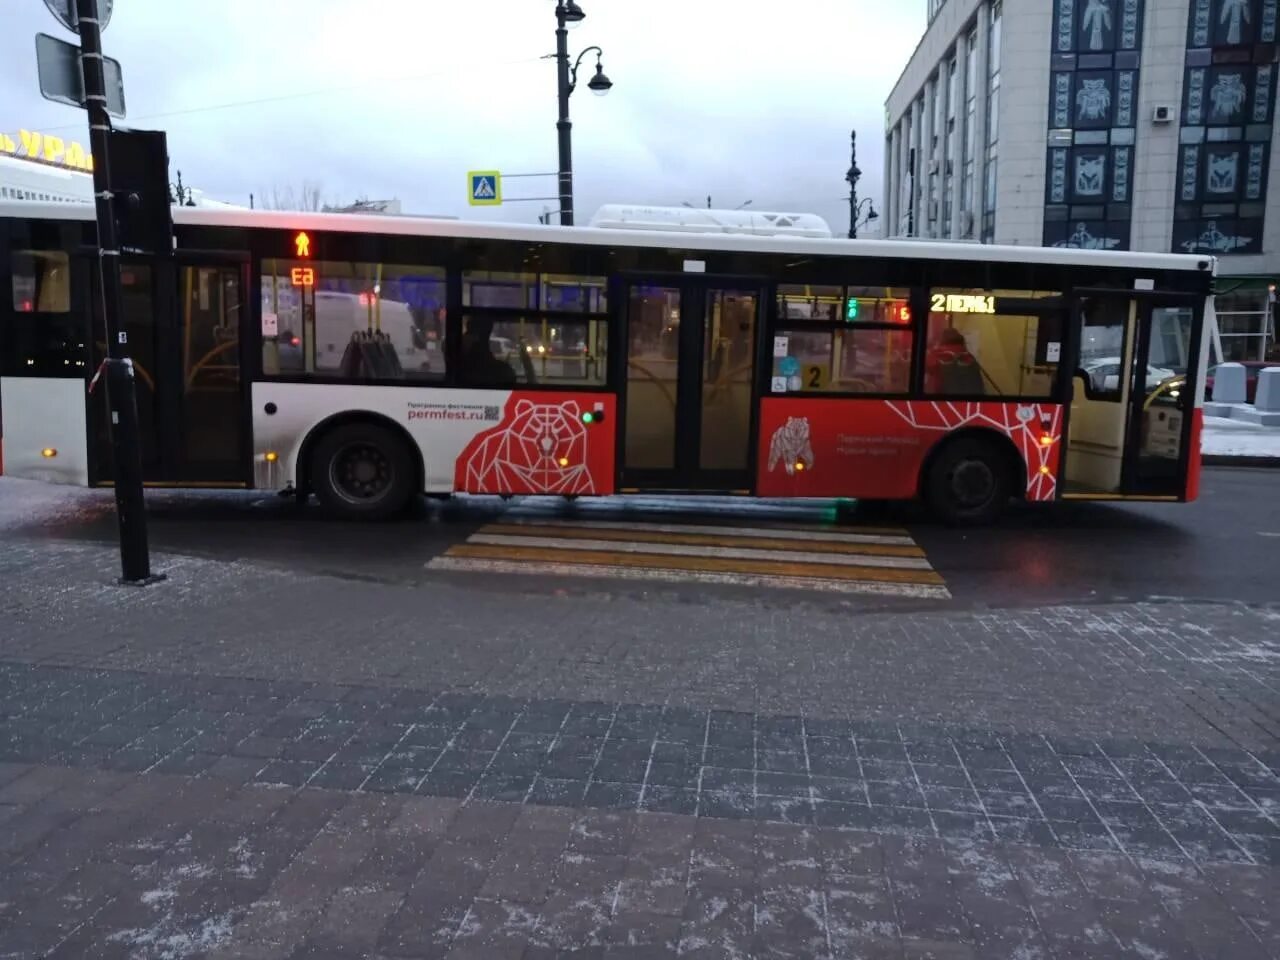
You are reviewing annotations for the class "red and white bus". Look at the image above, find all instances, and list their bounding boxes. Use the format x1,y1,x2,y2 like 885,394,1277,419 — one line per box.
0,201,1214,523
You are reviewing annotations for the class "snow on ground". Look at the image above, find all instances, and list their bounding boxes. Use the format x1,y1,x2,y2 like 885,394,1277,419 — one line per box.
1202,416,1280,458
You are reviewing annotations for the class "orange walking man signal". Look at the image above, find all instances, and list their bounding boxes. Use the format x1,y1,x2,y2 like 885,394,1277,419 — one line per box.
294,231,311,258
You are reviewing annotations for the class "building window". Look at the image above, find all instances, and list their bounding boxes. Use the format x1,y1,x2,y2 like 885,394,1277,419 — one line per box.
1045,0,1146,251
260,261,447,380
1174,2,1275,257
943,57,958,236
986,1,1002,149
930,75,944,235
961,26,978,237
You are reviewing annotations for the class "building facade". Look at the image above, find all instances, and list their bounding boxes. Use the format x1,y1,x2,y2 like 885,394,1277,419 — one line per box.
884,0,1279,359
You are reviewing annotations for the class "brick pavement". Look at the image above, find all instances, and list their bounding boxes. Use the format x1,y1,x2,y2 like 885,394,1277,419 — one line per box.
0,661,1277,958
1,761,1277,959
0,532,1277,957
0,663,1276,867
0,539,1276,751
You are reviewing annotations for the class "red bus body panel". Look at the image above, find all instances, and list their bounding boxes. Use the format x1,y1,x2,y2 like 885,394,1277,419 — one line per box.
453,392,617,495
757,398,1065,501
1185,407,1204,502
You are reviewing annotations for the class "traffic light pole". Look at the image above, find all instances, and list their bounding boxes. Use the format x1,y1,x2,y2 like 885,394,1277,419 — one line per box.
76,0,160,585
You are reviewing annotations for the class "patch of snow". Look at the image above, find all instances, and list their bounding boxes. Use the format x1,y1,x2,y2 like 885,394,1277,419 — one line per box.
1202,417,1280,457
106,910,237,960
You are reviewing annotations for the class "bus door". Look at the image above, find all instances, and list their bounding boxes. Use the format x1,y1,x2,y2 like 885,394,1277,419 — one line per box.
1062,292,1200,498
169,256,248,483
91,254,248,485
620,277,763,490
90,258,163,482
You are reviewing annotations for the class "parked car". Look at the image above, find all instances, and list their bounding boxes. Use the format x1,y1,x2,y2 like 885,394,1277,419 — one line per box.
1203,361,1280,403
1080,357,1175,393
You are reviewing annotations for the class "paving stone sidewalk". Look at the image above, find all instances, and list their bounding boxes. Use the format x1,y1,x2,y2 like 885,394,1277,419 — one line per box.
1,661,1277,959
2,664,1277,867
1,539,1277,751
1,761,1277,960
0,534,1277,957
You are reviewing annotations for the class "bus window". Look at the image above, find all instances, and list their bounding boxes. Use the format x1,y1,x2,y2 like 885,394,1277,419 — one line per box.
3,250,86,378
777,284,843,322
260,261,447,381
835,328,912,393
542,274,607,313
772,284,914,394
11,251,70,313
459,315,606,387
460,270,609,388
463,271,537,309
925,289,1060,398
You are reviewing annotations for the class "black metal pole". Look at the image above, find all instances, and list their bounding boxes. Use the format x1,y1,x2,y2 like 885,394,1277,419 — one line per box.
555,2,574,226
847,130,860,239
76,0,159,585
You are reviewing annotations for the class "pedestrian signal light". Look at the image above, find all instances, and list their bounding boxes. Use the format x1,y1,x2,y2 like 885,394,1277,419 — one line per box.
294,231,311,258
845,298,859,322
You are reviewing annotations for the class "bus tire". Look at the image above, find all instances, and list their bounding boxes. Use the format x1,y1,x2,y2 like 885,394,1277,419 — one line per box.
923,436,1011,526
310,422,416,520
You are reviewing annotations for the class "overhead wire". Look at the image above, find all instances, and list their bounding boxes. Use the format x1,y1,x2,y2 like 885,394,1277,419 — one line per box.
28,55,550,133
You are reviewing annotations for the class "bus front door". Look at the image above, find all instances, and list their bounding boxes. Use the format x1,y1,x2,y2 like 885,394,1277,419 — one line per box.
621,279,763,491
1062,293,1199,499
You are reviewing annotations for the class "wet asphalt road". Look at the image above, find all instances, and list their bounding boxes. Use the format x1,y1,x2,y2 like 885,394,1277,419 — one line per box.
3,466,1276,610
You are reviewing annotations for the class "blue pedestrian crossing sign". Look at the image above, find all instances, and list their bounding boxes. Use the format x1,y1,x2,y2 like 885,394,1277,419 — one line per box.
467,170,501,206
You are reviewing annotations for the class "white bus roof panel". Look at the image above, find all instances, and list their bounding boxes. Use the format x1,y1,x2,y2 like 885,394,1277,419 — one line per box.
0,200,1215,276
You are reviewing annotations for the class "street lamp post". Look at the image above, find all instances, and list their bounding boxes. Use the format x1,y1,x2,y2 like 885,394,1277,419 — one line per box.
554,0,612,226
845,129,861,239
854,197,879,235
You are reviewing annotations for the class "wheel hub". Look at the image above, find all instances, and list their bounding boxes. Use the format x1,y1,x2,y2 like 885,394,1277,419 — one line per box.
332,443,392,503
951,459,995,508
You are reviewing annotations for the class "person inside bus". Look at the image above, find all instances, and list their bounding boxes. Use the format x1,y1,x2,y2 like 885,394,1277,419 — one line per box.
459,315,517,386
925,325,985,395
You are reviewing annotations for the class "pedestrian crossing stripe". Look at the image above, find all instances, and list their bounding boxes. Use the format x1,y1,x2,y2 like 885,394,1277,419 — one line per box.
428,517,949,598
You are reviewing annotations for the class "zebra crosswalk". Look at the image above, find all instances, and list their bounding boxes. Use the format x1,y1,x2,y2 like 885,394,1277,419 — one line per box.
427,511,948,598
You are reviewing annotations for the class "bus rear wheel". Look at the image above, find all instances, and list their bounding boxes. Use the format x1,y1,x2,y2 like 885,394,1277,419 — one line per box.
924,437,1012,526
311,423,415,520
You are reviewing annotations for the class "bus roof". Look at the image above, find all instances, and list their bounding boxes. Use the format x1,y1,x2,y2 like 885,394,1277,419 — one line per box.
0,199,1216,276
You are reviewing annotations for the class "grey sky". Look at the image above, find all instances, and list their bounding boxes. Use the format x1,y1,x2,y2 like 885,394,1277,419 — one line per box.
3,0,924,232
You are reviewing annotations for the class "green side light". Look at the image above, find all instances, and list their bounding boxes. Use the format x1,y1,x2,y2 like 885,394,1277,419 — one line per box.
581,411,595,424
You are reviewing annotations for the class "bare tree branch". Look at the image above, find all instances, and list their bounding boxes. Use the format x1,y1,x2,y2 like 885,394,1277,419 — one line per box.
260,182,325,211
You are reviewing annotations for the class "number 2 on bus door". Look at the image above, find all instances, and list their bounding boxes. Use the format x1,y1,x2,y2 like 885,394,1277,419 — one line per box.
806,364,828,391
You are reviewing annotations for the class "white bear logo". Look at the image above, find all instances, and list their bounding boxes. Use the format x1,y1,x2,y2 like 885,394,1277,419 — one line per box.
768,417,815,475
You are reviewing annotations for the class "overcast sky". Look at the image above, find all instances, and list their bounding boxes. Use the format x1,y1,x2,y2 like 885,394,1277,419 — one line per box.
3,0,923,232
